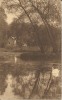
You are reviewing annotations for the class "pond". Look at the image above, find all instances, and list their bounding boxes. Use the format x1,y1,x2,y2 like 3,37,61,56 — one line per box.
0,52,61,100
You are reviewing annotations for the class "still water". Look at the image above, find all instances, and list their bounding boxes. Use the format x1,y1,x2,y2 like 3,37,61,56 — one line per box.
0,52,61,100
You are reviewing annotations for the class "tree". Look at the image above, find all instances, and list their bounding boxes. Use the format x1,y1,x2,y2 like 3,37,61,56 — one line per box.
28,0,60,52
2,0,60,53
0,7,8,47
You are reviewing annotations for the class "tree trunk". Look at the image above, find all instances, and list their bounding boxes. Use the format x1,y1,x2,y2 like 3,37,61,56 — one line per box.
29,0,58,53
18,0,44,53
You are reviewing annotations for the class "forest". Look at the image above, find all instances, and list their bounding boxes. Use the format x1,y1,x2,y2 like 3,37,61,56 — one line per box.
0,0,61,99
0,0,61,54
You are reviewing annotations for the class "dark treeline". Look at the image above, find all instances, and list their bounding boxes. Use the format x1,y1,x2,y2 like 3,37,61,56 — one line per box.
0,19,61,53
9,20,60,51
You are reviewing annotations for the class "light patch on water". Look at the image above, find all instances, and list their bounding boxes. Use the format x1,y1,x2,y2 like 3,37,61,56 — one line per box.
14,40,17,46
52,68,60,78
14,56,17,63
0,74,22,100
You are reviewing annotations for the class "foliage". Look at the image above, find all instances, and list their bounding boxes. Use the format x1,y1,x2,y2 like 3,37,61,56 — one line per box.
1,0,61,53
0,7,8,47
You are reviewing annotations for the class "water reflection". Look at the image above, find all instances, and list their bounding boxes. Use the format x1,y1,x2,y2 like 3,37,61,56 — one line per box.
52,68,60,78
14,56,17,64
12,71,36,99
0,74,7,95
0,53,61,99
0,74,22,100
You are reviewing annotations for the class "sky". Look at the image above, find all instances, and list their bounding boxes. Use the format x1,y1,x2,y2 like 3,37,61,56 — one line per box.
0,0,2,6
0,0,17,24
5,13,17,24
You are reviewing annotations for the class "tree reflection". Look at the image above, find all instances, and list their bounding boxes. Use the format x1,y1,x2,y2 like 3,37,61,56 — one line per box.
10,65,53,99
10,64,61,99
29,66,52,99
0,65,7,95
0,62,61,99
12,71,36,99
0,63,15,95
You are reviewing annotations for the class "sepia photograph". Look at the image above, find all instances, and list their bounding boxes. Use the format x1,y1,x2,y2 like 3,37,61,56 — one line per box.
0,0,61,100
